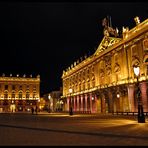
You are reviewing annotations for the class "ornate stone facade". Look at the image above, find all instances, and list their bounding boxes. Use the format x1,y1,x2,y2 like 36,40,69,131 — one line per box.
62,17,148,113
0,74,40,112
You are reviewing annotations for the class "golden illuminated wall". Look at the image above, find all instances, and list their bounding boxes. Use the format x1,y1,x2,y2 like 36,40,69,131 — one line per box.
0,75,40,100
62,18,148,98
62,63,96,96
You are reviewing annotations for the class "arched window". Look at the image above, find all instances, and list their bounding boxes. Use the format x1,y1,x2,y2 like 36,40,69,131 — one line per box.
143,39,148,50
33,91,36,99
18,91,23,99
11,91,15,99
26,91,30,99
4,91,8,99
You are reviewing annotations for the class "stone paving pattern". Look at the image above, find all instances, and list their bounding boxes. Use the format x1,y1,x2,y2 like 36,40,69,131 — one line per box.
0,112,148,146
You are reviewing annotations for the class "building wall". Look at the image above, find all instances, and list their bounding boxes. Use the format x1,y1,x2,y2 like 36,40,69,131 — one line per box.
43,90,63,112
62,17,148,113
0,75,40,112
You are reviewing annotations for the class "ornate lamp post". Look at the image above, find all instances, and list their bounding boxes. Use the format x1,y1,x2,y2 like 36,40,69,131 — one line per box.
48,94,51,113
69,88,73,115
133,66,145,123
116,92,120,113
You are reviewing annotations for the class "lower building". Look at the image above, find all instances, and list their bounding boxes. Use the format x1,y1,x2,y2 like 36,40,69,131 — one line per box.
0,74,40,112
43,88,63,112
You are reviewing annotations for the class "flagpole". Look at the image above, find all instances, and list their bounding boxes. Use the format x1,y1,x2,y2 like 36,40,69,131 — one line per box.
107,16,110,27
109,16,112,28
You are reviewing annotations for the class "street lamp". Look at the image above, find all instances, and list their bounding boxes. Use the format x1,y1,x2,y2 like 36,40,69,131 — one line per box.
69,88,73,115
117,92,120,99
48,94,51,113
133,65,145,123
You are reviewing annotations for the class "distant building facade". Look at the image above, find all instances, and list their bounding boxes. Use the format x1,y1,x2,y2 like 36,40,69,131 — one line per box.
43,88,63,112
0,74,40,112
61,17,148,113
38,97,46,112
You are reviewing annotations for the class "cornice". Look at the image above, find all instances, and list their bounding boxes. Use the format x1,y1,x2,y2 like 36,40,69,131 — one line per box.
62,18,148,79
0,77,40,82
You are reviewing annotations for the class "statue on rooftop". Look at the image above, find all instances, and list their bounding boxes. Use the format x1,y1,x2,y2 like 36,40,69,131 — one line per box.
102,16,119,37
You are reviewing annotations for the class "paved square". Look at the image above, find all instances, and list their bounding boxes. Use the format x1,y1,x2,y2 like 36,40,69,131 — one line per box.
0,112,148,146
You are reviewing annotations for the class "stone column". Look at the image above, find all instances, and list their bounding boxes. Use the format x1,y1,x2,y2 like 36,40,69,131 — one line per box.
94,94,97,113
108,90,113,113
89,93,93,113
77,96,79,111
101,94,106,113
85,94,88,111
73,96,76,112
67,97,69,111
128,84,135,112
83,95,85,112
140,82,148,112
81,95,83,111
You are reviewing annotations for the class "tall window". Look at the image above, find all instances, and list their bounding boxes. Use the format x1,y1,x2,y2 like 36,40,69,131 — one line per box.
79,83,81,92
19,85,22,90
12,85,15,90
33,92,36,99
4,91,8,99
92,80,95,88
18,91,23,99
26,91,30,99
5,85,8,90
26,85,29,90
131,45,138,57
11,91,15,99
83,82,85,90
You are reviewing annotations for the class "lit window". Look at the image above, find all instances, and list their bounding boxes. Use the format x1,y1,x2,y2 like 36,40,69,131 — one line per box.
26,92,30,99
11,92,15,99
18,91,22,99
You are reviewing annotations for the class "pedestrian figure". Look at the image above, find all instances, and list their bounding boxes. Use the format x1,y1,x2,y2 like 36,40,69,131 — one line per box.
31,107,34,114
35,106,38,115
69,107,73,115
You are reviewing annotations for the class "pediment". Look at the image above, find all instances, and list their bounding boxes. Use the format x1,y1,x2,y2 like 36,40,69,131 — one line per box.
94,36,121,55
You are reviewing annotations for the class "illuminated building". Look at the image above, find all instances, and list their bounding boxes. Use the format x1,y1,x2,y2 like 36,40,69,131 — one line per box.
43,88,63,112
38,97,46,111
0,74,40,112
61,17,148,113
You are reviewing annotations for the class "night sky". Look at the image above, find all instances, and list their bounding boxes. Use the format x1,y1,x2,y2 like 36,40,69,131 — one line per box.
0,2,147,96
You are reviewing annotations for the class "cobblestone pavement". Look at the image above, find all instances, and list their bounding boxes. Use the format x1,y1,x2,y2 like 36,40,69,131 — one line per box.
0,112,148,146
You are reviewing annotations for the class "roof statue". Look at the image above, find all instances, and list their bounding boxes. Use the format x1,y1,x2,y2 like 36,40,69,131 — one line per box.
94,16,121,55
102,16,119,38
134,16,140,25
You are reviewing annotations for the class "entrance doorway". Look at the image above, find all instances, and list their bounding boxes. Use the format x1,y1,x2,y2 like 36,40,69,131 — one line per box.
10,104,16,112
